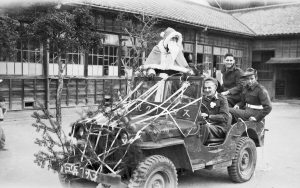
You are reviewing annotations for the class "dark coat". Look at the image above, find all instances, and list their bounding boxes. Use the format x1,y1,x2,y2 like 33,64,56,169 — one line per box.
201,93,230,132
221,65,243,94
237,82,272,121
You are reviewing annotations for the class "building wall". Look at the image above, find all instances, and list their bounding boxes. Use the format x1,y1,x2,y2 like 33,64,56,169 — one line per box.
253,38,300,58
252,37,300,99
0,8,252,110
0,77,127,110
172,26,252,81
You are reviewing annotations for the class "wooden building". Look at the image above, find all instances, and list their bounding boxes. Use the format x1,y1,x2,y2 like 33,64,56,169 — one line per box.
232,3,300,100
1,0,299,110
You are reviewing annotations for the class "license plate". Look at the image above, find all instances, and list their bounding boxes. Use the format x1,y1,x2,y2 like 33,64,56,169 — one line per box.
60,163,99,182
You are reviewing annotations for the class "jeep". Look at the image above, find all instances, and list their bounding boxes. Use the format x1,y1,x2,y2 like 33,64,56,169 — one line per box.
58,76,266,188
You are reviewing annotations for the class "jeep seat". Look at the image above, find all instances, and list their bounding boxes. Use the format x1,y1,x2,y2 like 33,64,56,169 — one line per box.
206,137,225,146
204,113,231,146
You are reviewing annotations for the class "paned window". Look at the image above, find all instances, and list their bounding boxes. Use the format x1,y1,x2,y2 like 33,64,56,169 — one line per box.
49,48,84,76
88,34,119,77
0,40,43,75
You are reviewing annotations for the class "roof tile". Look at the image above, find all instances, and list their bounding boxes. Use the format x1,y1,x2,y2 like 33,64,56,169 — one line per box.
64,0,254,36
231,3,300,36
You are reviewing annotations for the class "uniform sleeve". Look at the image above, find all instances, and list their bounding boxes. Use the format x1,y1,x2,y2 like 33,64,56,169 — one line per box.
254,88,272,121
236,89,246,108
228,68,243,95
209,96,230,125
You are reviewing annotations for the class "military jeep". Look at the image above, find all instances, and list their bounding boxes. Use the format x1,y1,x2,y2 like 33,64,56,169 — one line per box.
58,76,267,188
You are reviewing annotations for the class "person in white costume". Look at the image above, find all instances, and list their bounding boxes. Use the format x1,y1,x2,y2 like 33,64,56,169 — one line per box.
138,27,194,102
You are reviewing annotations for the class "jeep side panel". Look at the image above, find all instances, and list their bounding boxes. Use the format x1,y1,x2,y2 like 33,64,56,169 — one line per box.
137,138,193,170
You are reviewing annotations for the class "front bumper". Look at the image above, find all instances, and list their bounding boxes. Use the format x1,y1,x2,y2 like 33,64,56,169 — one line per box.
60,163,127,188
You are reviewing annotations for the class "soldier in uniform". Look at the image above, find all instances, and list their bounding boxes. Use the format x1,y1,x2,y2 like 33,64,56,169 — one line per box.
220,53,243,107
199,77,230,145
229,68,272,122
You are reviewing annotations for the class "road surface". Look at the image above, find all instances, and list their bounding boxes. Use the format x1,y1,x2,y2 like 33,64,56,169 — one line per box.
0,102,300,188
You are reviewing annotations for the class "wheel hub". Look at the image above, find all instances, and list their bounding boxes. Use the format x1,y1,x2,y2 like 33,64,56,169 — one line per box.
240,150,250,171
149,173,165,188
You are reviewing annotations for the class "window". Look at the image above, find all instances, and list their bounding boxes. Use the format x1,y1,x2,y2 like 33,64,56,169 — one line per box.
87,34,119,77
88,48,104,76
104,46,118,76
229,48,243,67
49,48,84,76
183,43,193,64
65,50,84,76
119,36,145,77
0,40,43,75
120,46,137,77
203,45,212,74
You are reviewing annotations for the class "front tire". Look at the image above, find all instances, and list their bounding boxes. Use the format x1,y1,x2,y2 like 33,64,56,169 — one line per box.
228,137,257,183
128,155,177,188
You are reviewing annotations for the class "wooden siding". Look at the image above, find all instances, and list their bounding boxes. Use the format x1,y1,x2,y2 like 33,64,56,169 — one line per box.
252,37,300,99
0,78,127,110
253,38,300,58
196,32,252,70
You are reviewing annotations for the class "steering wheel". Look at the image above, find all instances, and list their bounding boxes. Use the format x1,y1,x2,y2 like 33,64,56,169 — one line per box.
200,103,211,117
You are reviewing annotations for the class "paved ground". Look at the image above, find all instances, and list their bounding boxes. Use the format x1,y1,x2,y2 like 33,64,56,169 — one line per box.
0,102,300,188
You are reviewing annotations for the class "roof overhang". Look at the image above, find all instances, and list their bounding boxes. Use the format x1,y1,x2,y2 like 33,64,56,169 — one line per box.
265,58,300,64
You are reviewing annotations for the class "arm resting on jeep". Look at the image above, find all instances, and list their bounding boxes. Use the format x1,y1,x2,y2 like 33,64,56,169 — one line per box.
254,88,272,122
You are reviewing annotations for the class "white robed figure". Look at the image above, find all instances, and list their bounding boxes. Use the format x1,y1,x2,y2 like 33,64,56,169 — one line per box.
139,27,194,102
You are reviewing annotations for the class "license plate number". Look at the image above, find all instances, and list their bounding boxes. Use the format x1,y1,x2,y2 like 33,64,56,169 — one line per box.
61,163,98,182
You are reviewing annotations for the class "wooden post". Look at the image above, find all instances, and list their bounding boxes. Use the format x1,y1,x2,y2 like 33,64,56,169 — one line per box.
84,51,89,105
85,79,88,105
34,79,37,107
66,79,69,106
84,52,88,77
76,79,78,105
94,79,97,104
56,55,63,125
43,42,49,109
272,66,277,100
118,34,122,77
22,79,24,110
9,79,12,110
193,29,197,65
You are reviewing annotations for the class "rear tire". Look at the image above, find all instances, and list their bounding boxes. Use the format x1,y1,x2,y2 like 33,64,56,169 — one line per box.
128,155,177,188
228,137,257,183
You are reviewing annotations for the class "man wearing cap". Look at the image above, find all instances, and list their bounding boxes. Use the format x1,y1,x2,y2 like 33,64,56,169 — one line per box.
199,77,230,145
220,53,243,107
229,68,272,122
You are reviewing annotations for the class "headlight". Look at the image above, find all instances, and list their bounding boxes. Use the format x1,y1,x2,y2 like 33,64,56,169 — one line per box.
70,124,86,140
78,127,84,137
119,130,129,144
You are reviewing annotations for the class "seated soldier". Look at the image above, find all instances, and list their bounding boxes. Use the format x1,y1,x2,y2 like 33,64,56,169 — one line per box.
229,68,272,122
199,77,230,145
